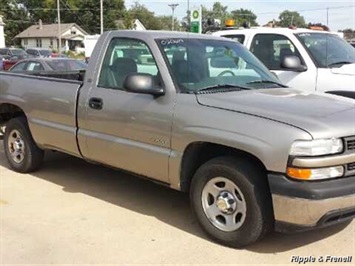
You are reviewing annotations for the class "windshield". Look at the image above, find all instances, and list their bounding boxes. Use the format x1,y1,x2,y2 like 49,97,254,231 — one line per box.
39,50,52,57
11,49,26,56
47,59,87,71
296,33,355,68
157,38,280,93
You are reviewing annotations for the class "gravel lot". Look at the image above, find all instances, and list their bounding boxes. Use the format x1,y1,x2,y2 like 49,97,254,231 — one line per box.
0,141,354,265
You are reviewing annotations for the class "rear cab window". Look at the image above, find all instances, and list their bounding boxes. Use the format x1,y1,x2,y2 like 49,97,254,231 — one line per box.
221,34,245,44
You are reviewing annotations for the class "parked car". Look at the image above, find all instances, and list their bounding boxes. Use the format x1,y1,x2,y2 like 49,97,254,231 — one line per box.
0,47,28,60
0,55,3,71
212,28,355,98
25,48,53,58
0,31,354,248
0,47,28,70
9,58,88,72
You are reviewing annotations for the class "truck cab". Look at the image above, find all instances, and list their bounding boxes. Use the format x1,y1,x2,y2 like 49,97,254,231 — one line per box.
212,28,355,97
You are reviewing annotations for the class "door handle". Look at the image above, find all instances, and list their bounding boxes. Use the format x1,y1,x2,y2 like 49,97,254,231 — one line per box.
89,97,103,110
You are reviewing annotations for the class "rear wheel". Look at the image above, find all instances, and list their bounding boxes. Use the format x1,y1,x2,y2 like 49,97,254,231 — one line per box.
4,117,44,173
190,156,274,248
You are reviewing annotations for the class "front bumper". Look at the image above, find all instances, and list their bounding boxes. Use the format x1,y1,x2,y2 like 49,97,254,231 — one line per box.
268,174,355,232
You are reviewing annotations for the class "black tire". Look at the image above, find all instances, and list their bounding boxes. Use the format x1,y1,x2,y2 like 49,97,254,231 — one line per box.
190,156,274,248
4,117,44,173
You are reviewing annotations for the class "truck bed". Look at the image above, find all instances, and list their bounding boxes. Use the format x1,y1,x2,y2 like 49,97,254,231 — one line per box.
0,72,82,156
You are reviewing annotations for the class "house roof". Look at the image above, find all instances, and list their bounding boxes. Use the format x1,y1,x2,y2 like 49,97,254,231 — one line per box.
15,23,88,39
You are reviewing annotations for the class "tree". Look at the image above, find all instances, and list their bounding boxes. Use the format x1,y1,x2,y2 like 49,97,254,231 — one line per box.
231,8,258,27
0,0,30,45
202,2,230,23
128,2,162,30
18,0,125,34
22,0,57,24
278,10,307,28
156,15,179,31
308,23,329,31
76,0,125,33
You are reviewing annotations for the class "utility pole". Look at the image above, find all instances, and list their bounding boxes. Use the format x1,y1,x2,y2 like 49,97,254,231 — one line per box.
100,0,103,34
168,3,179,31
57,0,61,54
326,7,329,27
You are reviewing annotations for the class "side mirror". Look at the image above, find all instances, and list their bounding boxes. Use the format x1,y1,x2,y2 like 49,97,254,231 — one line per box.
281,55,307,72
123,73,165,97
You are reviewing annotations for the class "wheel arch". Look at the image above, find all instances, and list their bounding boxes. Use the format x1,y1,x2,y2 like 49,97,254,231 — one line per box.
180,142,268,192
0,103,27,125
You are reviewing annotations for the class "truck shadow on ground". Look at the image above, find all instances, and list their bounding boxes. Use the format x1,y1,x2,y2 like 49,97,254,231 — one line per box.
0,149,351,253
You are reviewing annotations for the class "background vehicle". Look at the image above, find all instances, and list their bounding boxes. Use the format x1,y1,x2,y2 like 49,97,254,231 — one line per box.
0,47,28,70
0,54,3,71
212,28,355,98
26,48,53,58
8,58,87,81
9,58,87,72
0,31,354,248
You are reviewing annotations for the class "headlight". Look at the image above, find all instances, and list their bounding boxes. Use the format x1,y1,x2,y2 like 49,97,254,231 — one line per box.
289,138,343,156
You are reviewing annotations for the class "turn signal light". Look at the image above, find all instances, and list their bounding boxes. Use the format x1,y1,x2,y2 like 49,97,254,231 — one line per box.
286,166,344,181
287,167,312,180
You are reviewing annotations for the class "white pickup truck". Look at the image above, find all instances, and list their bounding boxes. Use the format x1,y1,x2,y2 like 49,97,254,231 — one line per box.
212,28,355,98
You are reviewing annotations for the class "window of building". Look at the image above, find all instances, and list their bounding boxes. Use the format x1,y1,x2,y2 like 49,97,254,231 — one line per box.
70,27,77,35
36,38,42,48
23,39,28,45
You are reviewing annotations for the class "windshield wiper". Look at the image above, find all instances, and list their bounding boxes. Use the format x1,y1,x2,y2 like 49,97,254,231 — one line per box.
327,61,353,68
195,84,251,94
246,80,287,88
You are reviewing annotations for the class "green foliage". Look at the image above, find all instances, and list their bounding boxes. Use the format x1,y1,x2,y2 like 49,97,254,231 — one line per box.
1,0,125,37
278,10,307,28
77,0,125,33
0,0,29,45
308,23,329,31
156,15,179,31
231,8,258,27
202,2,229,23
127,2,162,30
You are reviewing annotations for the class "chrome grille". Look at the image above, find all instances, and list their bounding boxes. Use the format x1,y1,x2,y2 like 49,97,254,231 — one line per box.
345,136,355,151
348,162,355,171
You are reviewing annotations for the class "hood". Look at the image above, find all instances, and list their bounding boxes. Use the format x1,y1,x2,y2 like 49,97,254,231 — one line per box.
196,88,355,139
330,63,355,76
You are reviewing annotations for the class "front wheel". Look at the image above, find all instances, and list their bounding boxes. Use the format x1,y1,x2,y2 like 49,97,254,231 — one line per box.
4,117,44,173
190,156,274,248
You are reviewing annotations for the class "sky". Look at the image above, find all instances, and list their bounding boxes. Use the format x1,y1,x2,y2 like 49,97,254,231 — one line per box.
125,0,355,31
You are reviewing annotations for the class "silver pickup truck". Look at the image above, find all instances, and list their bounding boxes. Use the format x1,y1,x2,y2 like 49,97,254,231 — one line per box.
0,31,354,248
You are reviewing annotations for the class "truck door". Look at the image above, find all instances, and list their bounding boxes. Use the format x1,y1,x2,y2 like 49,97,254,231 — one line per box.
77,37,176,183
249,33,317,91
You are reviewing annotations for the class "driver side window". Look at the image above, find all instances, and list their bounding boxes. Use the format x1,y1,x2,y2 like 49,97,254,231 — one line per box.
98,38,159,90
250,34,304,70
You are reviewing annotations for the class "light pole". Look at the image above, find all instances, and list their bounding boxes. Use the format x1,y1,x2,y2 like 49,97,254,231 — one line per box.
57,0,61,54
168,3,179,31
100,0,103,34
